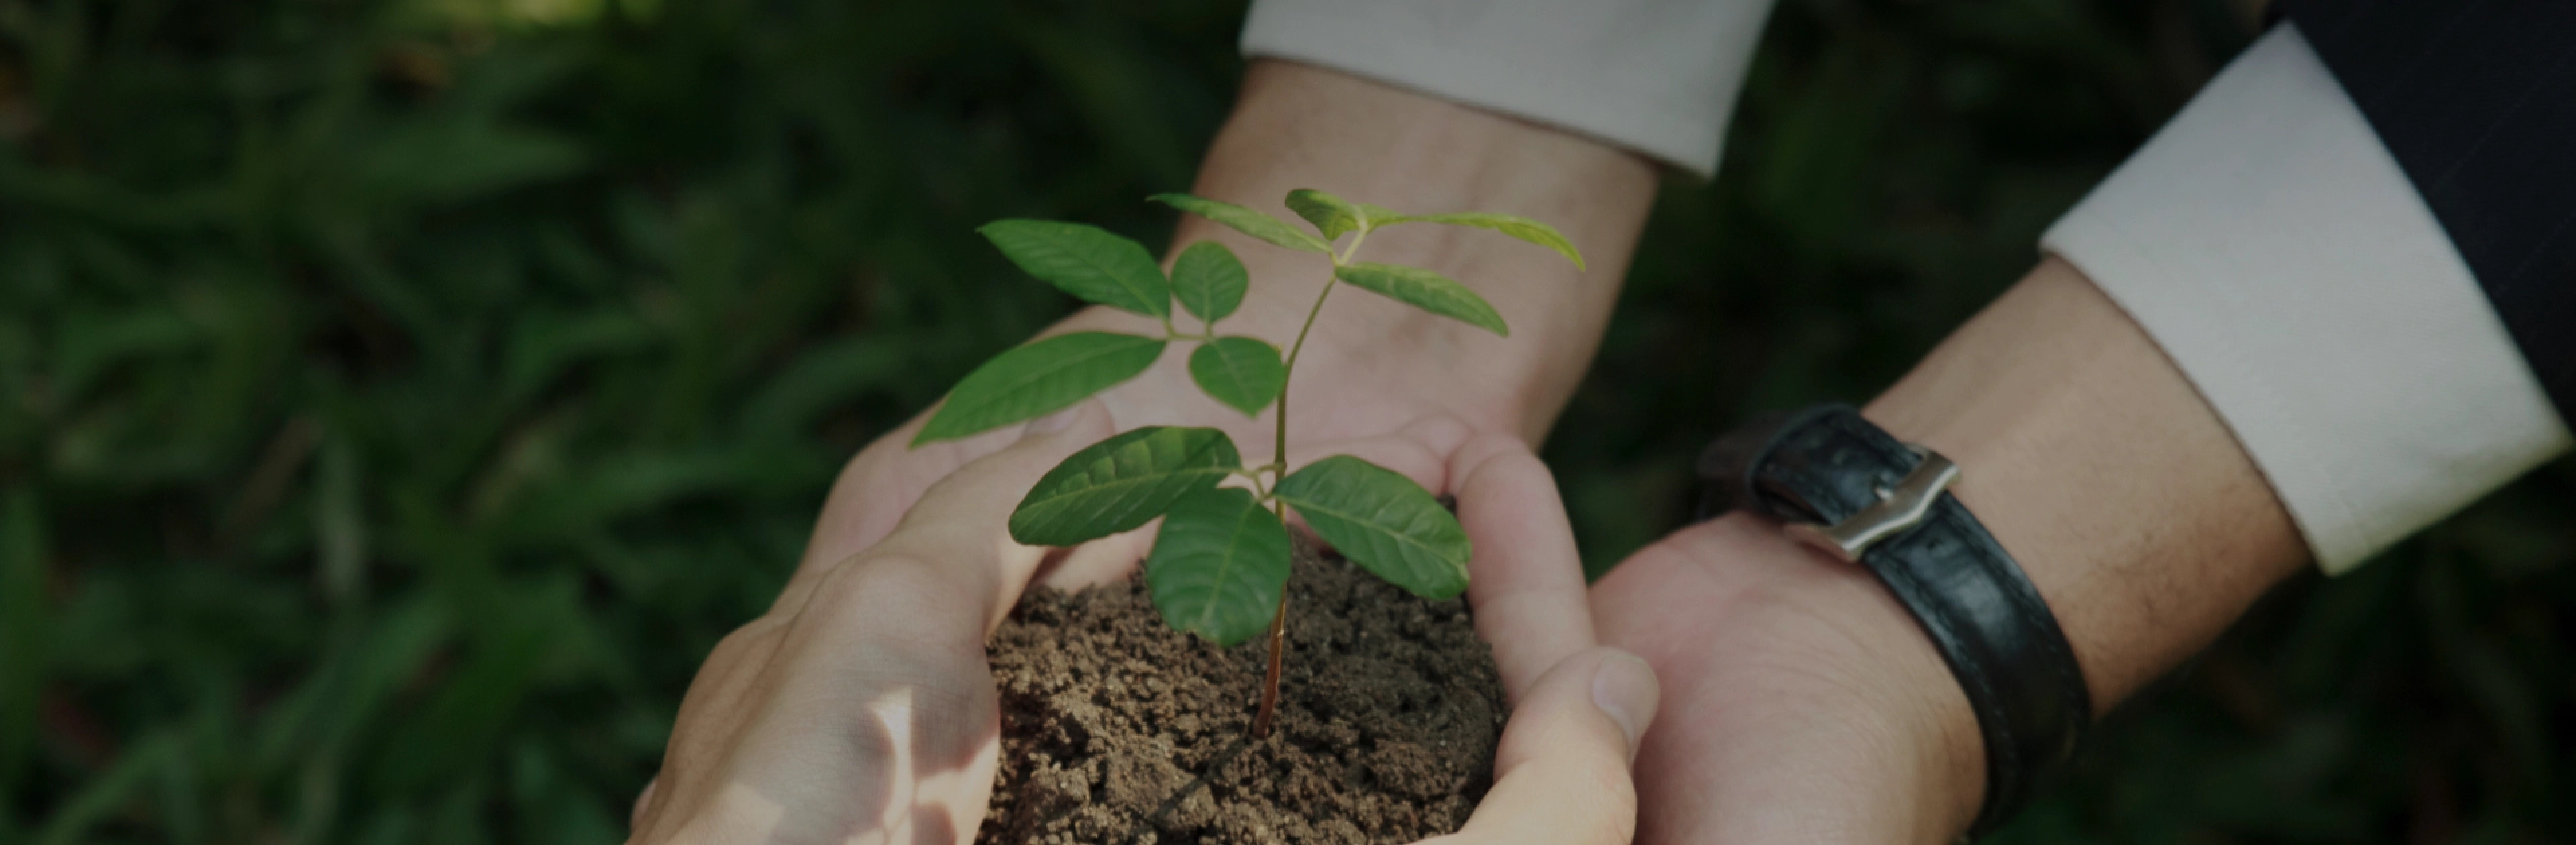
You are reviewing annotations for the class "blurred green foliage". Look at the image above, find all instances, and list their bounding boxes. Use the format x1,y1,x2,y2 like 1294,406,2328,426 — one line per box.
1,0,2568,842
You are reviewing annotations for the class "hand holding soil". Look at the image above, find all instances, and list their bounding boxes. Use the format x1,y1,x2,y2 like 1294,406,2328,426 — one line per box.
628,400,1658,844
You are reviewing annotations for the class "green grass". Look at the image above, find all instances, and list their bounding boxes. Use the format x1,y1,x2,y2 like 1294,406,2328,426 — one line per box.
3,0,2569,842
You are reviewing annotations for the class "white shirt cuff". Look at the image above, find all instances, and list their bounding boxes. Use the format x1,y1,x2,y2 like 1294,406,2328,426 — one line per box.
1240,0,1775,178
2042,23,2573,573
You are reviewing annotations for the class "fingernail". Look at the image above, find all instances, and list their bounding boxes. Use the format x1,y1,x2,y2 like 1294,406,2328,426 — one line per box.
1591,651,1658,756
1022,406,1082,435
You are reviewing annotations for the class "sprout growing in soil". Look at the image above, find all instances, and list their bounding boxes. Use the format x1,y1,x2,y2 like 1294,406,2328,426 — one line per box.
914,190,1582,737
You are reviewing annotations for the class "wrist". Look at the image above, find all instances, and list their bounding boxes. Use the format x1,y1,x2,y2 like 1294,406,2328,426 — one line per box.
1173,60,1657,439
1862,257,2308,709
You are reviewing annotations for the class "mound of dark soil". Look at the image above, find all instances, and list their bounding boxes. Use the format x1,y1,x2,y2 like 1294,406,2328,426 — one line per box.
981,535,1507,844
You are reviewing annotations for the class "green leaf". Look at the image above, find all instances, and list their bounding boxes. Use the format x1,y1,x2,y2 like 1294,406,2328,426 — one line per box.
1188,337,1285,416
1144,487,1292,645
1332,262,1510,337
1374,212,1586,270
1274,455,1470,600
1148,193,1331,253
978,220,1172,318
1284,188,1363,241
1171,241,1248,323
36,729,184,845
1009,427,1243,546
915,333,1166,445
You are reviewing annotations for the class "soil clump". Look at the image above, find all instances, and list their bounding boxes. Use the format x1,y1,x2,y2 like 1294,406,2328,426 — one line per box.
981,534,1507,844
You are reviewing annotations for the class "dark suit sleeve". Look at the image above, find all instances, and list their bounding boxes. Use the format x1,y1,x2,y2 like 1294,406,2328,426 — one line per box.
2279,0,2576,422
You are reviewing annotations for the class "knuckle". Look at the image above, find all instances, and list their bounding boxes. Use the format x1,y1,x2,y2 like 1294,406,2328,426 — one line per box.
1460,429,1534,461
809,555,984,646
1558,752,1641,845
711,614,784,653
1596,774,1642,845
814,552,932,605
1409,415,1474,447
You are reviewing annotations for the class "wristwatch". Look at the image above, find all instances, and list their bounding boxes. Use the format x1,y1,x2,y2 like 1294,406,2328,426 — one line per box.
1695,404,2090,838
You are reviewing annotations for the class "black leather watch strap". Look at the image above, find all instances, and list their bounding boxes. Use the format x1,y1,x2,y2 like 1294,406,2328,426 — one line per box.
1696,404,2090,837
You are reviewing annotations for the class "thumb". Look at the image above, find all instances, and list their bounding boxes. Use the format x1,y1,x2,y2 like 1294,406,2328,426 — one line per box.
1440,646,1659,845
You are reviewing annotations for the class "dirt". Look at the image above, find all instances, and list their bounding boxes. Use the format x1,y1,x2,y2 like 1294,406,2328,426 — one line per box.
981,533,1508,845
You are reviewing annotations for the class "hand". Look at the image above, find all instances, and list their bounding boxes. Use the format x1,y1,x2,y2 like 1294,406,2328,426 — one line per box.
788,60,1654,593
629,399,1662,845
1590,514,1986,844
1589,260,2310,843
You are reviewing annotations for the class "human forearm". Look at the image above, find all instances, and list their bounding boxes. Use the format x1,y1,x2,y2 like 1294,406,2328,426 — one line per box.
1867,256,2310,710
1087,60,1660,441
799,61,1654,587
1860,255,2310,830
1597,258,2311,842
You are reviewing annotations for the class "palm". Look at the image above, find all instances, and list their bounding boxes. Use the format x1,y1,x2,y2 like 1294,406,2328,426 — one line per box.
1589,515,1976,844
1083,296,1524,448
792,294,1526,594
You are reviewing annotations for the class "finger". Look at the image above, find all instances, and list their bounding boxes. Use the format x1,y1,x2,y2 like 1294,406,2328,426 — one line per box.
631,613,800,842
855,399,1119,632
789,408,1025,596
629,778,655,832
1034,522,1157,590
1437,647,1658,845
643,403,1111,845
714,569,1001,845
1451,434,1595,700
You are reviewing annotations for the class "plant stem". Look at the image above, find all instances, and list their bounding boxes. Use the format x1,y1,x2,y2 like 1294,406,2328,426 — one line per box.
1252,590,1289,738
1275,282,1338,478
1252,244,1354,740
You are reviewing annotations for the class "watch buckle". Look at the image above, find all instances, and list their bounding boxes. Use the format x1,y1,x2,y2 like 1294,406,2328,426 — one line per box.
1784,446,1960,563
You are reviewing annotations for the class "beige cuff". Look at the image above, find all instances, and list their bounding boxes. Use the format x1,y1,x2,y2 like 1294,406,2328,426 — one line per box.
2043,24,2571,573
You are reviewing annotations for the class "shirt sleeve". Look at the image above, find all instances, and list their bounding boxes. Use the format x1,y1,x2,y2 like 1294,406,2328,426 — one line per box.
1239,0,1776,178
2041,23,2573,573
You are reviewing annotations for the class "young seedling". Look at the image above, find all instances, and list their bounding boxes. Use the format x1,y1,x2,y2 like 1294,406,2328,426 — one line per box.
914,190,1582,737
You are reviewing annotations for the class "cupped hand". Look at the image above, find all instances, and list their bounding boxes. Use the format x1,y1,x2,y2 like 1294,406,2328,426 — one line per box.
629,399,1661,845
786,57,1658,594
797,260,1564,596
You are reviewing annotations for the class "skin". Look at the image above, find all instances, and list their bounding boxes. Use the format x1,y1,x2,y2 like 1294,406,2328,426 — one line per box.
634,60,1669,844
1591,258,2309,842
642,60,2318,844
628,400,1662,844
785,61,1657,590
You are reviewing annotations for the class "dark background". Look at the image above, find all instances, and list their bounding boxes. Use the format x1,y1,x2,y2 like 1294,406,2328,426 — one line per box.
3,0,2571,842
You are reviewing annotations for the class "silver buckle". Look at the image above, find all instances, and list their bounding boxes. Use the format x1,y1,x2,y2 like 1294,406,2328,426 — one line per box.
1784,445,1960,563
